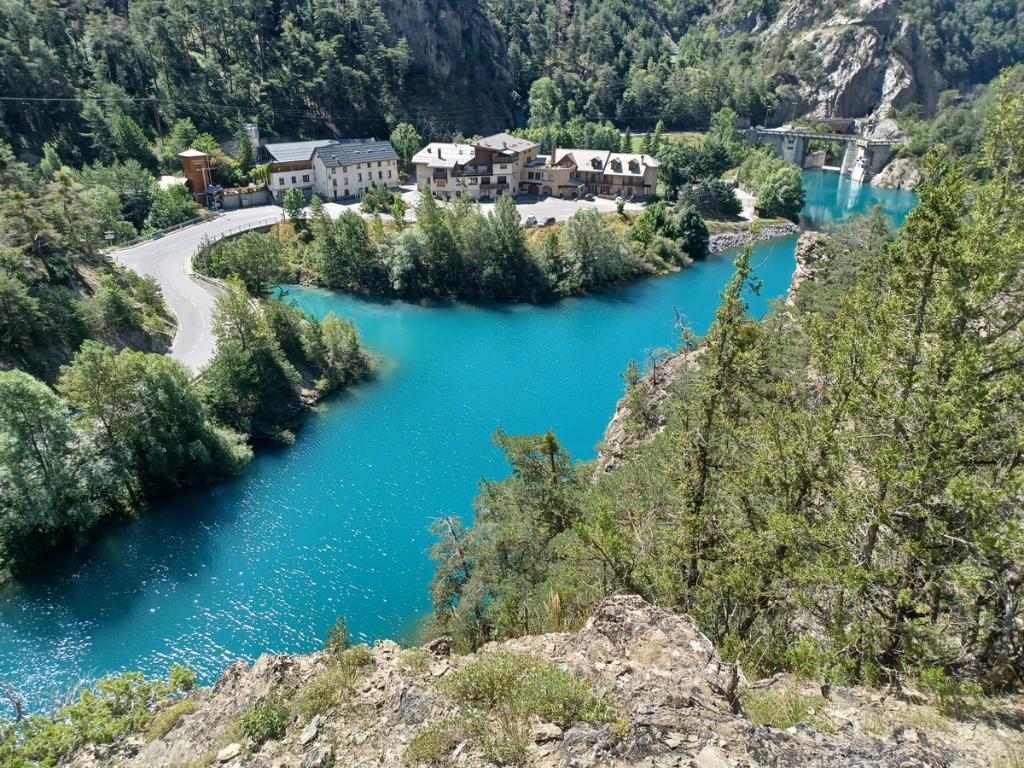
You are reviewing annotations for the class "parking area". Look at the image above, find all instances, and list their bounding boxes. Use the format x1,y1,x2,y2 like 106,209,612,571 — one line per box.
311,186,646,226
396,185,644,225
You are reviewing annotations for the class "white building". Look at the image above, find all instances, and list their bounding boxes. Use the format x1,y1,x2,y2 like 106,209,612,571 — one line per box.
311,141,400,201
262,139,399,202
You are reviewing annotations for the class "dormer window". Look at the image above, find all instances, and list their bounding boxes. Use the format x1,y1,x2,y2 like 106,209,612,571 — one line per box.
628,160,640,173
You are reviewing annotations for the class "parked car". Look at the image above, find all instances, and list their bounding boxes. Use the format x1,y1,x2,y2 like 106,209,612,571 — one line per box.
540,216,556,226
584,193,595,201
614,195,624,204
412,197,424,209
524,215,538,226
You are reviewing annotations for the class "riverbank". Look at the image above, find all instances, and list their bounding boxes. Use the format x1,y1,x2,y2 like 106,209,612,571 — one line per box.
708,222,801,253
0,171,920,714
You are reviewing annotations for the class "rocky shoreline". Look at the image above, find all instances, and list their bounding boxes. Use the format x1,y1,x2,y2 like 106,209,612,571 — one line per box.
708,223,800,253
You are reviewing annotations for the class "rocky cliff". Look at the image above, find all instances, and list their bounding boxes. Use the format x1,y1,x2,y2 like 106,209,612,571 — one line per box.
870,158,923,190
63,597,1017,768
381,0,515,134
760,0,941,121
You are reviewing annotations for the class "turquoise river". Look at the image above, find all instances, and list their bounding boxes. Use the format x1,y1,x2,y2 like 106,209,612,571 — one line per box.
0,171,918,711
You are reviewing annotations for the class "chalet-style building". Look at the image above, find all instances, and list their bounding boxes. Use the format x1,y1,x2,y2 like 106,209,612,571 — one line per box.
262,139,399,202
412,133,659,200
412,133,540,200
522,148,660,198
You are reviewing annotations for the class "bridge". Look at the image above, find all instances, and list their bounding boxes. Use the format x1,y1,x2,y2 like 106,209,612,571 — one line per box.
744,126,899,182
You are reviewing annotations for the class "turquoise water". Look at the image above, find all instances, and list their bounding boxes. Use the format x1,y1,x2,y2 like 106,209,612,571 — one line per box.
0,172,917,712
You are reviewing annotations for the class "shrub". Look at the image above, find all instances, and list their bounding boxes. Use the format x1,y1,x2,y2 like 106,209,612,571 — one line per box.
415,651,616,764
742,683,834,732
240,698,289,745
398,648,431,676
325,615,351,653
146,699,198,741
294,645,375,719
403,718,466,765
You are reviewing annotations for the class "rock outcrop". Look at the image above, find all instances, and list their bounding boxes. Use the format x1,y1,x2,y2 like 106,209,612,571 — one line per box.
63,596,1014,768
752,0,941,121
595,352,694,474
787,231,833,304
380,0,515,134
870,158,922,190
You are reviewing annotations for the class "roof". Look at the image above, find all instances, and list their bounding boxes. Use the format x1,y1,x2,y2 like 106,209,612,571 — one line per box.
315,140,399,168
411,142,477,169
605,152,660,175
178,149,208,158
555,148,610,170
475,133,537,153
263,140,336,163
553,148,660,175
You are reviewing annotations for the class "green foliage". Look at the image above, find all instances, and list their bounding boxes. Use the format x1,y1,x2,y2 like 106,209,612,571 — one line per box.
294,645,375,719
240,698,289,745
146,184,198,230
0,369,109,575
200,283,367,441
283,188,306,223
390,123,422,175
431,91,1024,691
403,717,467,765
324,615,351,653
360,183,401,214
410,651,614,764
146,699,198,741
196,232,285,296
738,148,805,218
677,178,743,218
397,648,431,676
743,685,833,732
60,342,251,497
0,667,196,766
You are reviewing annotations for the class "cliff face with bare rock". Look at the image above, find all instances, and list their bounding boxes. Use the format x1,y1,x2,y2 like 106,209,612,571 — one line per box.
871,158,923,190
748,0,941,121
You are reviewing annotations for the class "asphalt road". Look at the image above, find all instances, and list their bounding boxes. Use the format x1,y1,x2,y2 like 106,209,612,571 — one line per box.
111,193,643,372
112,207,284,371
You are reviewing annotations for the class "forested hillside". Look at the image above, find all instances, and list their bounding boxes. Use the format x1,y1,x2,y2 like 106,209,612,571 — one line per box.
3,0,1022,162
429,79,1024,692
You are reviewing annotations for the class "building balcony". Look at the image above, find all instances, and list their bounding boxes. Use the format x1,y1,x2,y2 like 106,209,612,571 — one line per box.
452,165,493,177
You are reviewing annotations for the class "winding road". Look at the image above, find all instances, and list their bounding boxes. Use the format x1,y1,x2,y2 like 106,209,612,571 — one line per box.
112,207,283,371
113,192,636,372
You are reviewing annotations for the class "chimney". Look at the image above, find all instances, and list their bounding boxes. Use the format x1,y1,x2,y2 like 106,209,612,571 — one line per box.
437,146,442,157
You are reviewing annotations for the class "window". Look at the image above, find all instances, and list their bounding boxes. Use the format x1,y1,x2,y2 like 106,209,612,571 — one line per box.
345,189,349,196
333,179,337,187
358,172,362,181
481,177,491,185
291,176,296,184
377,161,381,167
497,176,507,184
344,177,349,185
388,170,392,179
302,174,310,183
278,178,284,186
378,171,383,180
